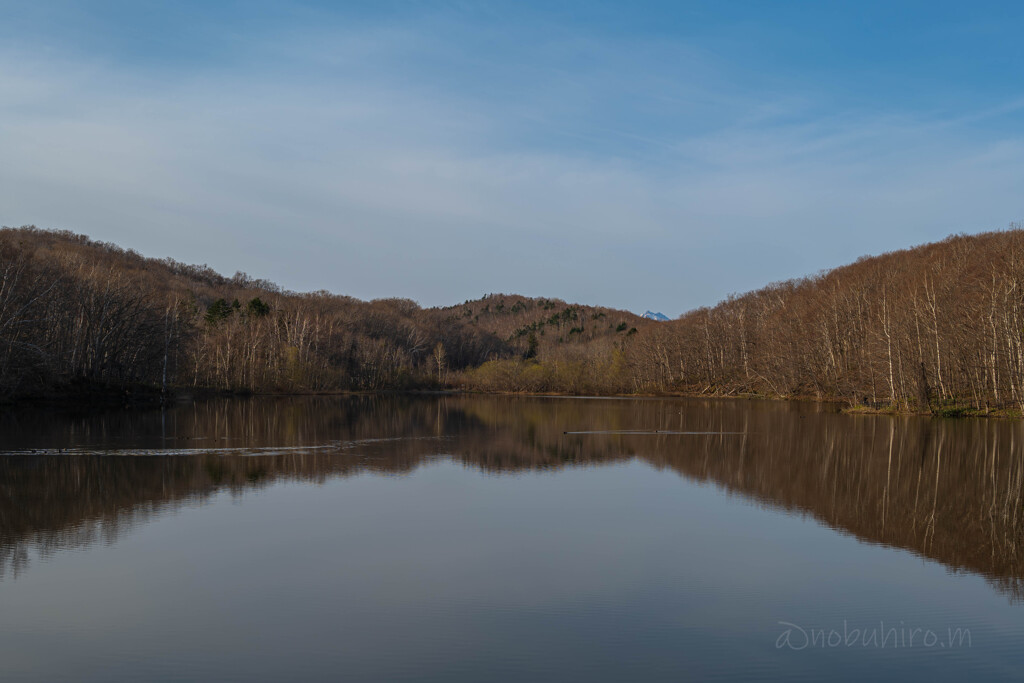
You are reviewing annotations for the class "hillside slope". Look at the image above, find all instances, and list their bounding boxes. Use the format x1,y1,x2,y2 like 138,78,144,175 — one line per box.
436,294,646,357
3,223,1024,410
630,225,1024,412
0,227,648,399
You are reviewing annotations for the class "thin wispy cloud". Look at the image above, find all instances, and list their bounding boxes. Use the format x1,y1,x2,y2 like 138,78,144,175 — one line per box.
1,2,1022,314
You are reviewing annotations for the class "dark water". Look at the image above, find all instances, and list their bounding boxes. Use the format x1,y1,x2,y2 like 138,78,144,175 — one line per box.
1,395,1023,682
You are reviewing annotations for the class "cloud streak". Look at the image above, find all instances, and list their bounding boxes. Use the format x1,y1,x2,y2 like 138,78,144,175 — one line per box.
1,8,1022,315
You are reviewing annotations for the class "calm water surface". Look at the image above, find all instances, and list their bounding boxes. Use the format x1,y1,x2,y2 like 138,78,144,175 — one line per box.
1,395,1023,681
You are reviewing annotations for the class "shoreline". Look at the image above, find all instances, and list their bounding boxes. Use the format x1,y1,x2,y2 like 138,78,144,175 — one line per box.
5,381,1020,419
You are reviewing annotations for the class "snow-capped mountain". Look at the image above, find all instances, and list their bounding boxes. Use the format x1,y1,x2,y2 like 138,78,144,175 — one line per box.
642,310,670,321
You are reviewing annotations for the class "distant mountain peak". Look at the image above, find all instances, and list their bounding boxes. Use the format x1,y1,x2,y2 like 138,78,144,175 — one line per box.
642,310,670,321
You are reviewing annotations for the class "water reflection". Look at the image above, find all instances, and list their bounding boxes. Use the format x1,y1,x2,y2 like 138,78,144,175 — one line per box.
2,395,1024,600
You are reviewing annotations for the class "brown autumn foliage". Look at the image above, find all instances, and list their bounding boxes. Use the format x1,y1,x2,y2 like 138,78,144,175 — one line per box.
0,226,645,399
4,223,1024,410
629,224,1024,412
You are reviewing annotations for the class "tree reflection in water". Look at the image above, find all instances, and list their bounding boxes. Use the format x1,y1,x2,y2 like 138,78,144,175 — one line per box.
2,395,1023,601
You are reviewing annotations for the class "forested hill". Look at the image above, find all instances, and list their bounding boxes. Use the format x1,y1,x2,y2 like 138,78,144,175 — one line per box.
0,226,647,399
638,225,1024,413
437,294,646,358
4,223,1024,413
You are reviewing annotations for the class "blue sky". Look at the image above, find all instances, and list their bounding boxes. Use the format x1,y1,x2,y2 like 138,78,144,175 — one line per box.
2,1,1023,315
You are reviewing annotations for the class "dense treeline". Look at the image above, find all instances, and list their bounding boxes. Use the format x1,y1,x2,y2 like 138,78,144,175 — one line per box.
4,224,1024,411
631,225,1024,412
0,226,645,399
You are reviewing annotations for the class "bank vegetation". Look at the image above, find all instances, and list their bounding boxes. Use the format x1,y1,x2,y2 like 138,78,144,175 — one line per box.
3,224,1024,414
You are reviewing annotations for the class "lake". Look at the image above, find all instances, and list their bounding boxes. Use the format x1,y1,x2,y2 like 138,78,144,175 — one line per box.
1,395,1023,681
